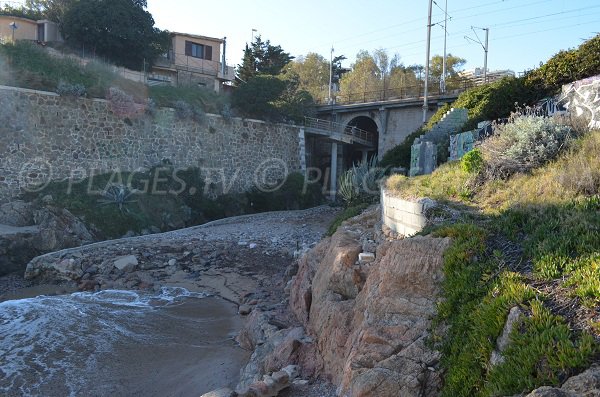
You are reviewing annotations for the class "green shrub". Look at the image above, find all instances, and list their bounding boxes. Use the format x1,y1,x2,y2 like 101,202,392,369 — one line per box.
379,127,426,170
56,80,87,97
246,172,324,212
461,148,484,174
481,116,573,179
338,157,385,205
526,34,600,94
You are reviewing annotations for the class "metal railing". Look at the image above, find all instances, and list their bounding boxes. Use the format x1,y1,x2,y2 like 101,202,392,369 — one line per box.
316,78,478,106
304,116,375,144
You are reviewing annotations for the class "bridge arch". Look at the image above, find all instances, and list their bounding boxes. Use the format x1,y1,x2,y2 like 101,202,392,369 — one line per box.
342,115,379,167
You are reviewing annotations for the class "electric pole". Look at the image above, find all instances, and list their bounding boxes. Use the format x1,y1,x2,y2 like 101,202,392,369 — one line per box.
441,0,448,93
423,0,433,123
465,26,490,84
328,46,334,104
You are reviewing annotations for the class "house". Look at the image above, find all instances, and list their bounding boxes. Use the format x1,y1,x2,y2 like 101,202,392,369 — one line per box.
0,16,63,43
149,32,235,92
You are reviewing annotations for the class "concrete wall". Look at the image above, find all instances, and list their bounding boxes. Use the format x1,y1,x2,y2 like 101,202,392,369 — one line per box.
381,189,432,236
0,16,37,42
335,106,438,158
0,85,303,203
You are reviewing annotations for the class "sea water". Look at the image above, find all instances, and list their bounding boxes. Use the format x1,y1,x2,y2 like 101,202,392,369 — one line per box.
0,287,245,397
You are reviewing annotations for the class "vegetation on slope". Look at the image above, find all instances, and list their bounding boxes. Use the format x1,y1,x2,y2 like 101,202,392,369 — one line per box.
380,34,600,170
387,119,600,396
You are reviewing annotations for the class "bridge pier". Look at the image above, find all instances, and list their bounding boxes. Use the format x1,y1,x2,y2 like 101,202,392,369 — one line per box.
330,143,338,200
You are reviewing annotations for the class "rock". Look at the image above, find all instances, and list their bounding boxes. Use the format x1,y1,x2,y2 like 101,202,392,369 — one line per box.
0,200,34,226
521,365,600,397
32,207,95,252
290,217,451,397
113,255,139,272
490,306,524,366
168,258,177,267
200,388,237,397
239,304,253,315
249,243,257,249
358,252,375,263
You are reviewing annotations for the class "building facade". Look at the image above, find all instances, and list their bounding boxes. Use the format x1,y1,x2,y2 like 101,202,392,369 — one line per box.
149,32,235,92
0,16,62,43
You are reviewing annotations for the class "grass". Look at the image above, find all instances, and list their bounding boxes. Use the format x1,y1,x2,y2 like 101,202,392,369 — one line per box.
326,203,370,236
0,41,230,113
385,161,474,201
387,131,600,396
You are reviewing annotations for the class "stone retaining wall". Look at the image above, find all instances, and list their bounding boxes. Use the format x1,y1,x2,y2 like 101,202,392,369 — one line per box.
381,188,432,236
0,85,303,202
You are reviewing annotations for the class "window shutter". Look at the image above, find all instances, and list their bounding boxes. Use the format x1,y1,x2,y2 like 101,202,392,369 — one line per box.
185,41,192,56
205,45,212,61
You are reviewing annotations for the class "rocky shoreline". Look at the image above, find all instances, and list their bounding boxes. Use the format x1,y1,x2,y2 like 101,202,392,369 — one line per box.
5,205,340,396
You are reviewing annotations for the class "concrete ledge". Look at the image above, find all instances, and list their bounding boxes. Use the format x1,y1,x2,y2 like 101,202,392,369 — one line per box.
381,189,434,236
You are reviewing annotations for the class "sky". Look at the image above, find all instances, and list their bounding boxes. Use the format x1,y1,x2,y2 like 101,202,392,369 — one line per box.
146,0,600,75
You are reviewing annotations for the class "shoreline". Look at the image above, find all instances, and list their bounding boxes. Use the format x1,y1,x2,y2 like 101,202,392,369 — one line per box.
1,206,340,397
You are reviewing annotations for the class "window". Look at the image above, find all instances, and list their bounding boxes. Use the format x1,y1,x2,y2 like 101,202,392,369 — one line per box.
185,41,213,60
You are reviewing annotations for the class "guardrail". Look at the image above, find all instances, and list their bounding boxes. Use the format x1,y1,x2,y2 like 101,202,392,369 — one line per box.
316,78,477,106
304,116,375,144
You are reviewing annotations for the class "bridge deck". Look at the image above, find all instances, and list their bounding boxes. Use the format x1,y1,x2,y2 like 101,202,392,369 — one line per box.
304,117,375,147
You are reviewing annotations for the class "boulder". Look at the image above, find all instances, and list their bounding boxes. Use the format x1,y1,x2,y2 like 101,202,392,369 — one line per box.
0,201,35,226
520,365,600,397
113,255,139,272
32,206,95,252
290,218,451,397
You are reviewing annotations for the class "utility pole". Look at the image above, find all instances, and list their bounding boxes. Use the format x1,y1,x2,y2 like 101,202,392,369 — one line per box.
328,46,334,104
423,0,433,123
465,26,490,84
441,0,448,93
483,27,489,83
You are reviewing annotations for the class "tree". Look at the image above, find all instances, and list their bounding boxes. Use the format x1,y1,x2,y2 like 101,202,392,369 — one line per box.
430,53,466,81
282,52,330,102
61,0,169,70
339,50,383,101
231,75,286,119
235,35,293,81
237,44,257,83
24,0,78,26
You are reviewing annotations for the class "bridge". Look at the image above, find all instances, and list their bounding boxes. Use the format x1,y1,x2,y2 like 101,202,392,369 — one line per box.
303,91,461,199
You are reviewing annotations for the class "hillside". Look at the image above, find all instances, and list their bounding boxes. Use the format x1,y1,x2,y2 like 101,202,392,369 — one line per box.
385,121,600,396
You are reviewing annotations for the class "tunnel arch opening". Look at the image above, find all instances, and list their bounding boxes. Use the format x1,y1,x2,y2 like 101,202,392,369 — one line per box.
345,116,379,167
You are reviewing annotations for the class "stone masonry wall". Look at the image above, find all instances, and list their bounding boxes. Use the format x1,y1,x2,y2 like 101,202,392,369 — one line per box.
0,85,303,203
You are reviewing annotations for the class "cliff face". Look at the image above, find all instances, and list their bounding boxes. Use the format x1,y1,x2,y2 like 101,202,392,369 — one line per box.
290,209,451,396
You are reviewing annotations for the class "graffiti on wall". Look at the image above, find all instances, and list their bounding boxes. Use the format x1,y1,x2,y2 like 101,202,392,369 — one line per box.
559,74,600,130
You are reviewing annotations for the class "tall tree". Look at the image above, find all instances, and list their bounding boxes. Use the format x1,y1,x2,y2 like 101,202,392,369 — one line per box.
24,0,78,26
237,44,257,83
61,0,169,70
338,50,382,101
430,53,466,81
235,35,293,81
282,52,330,102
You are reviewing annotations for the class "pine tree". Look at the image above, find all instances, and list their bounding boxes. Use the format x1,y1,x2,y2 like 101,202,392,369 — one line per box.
237,44,257,83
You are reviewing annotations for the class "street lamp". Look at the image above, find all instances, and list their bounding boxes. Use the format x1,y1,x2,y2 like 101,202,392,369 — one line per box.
251,28,257,43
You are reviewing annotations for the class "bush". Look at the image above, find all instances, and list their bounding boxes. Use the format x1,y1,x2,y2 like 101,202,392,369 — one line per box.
379,127,426,170
481,115,574,179
246,172,324,212
56,80,87,97
461,148,483,174
338,157,385,205
526,34,600,94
